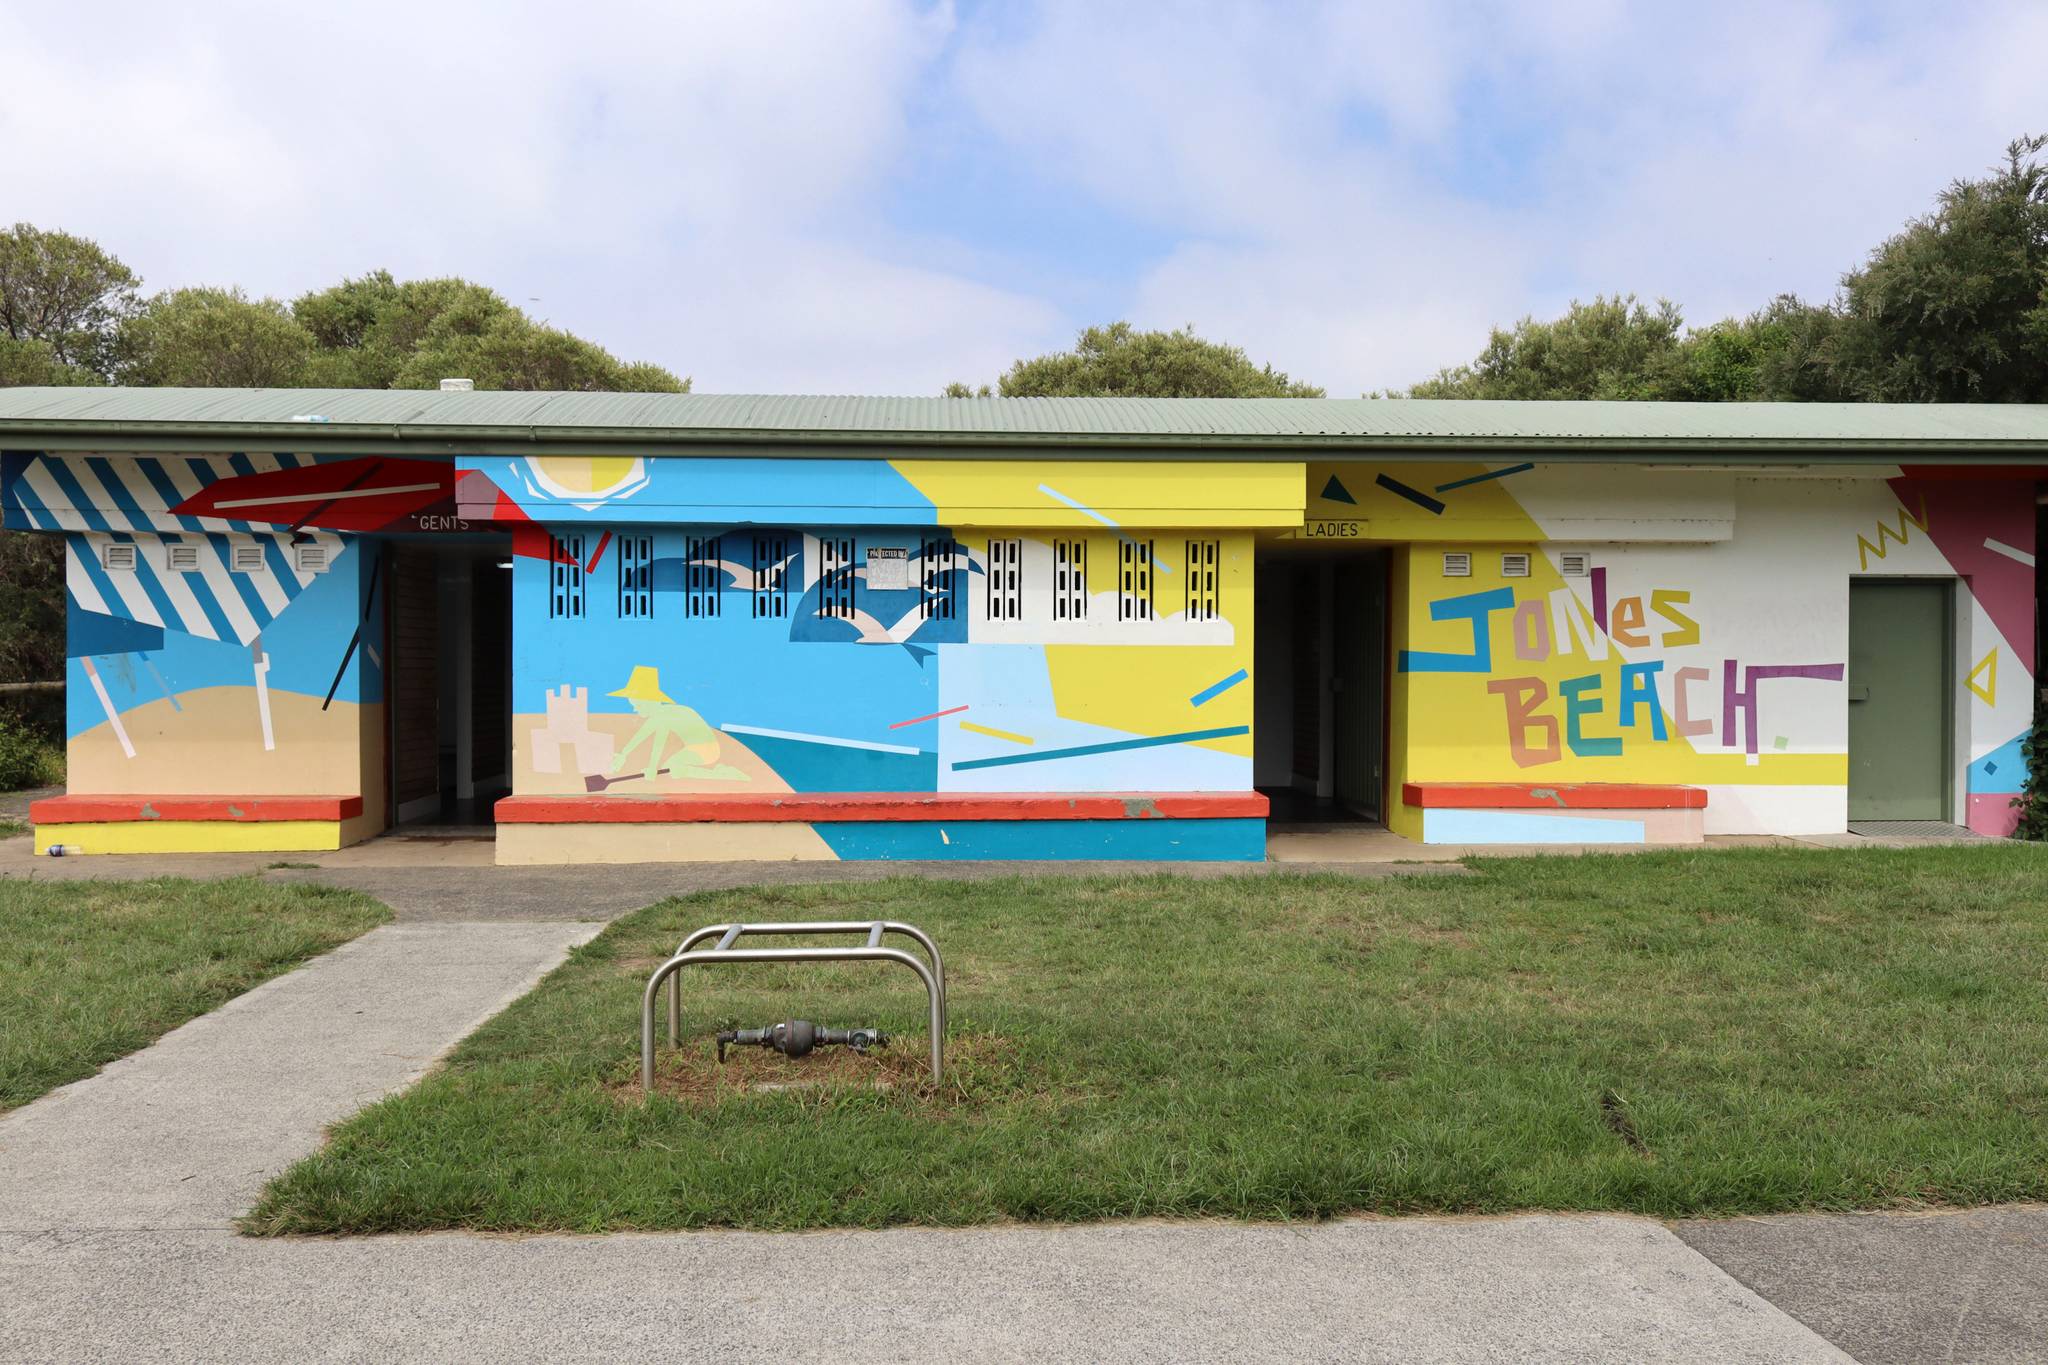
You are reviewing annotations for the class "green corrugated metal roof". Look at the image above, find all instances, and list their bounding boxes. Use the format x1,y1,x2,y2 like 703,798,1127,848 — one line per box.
3,387,2048,460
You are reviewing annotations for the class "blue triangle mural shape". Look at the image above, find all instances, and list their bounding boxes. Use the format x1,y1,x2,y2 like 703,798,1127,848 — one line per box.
1321,473,1356,505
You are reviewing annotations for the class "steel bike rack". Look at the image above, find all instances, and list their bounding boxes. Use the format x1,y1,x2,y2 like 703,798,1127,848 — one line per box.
641,920,947,1093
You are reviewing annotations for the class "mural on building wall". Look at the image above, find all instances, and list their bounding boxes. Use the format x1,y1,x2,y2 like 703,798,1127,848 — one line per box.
13,445,2031,856
449,454,1271,858
0,451,411,804
1303,461,2038,839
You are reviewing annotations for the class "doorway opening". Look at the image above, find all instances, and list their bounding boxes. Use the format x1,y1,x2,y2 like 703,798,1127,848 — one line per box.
385,538,513,831
1253,544,1390,827
1847,577,1955,824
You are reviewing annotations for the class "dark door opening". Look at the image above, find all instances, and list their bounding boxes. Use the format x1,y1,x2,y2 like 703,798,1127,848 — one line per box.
385,538,514,829
1847,578,1953,822
1254,545,1389,825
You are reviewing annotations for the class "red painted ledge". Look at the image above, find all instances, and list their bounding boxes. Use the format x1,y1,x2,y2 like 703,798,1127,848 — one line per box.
495,792,1270,824
1402,783,1706,811
31,794,364,824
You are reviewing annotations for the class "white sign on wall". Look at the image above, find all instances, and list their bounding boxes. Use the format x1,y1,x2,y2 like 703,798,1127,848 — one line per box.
866,546,911,591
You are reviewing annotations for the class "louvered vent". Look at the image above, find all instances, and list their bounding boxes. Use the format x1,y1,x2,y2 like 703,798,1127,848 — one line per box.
1053,538,1087,621
818,537,857,619
616,535,653,618
684,535,722,618
751,535,791,618
549,534,586,617
1441,552,1472,578
986,538,1022,620
918,538,959,620
1118,538,1156,620
1184,539,1220,620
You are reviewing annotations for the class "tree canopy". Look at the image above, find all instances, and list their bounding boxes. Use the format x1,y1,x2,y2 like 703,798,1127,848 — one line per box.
954,322,1324,398
0,239,689,396
0,224,138,381
1408,134,2048,402
292,271,688,393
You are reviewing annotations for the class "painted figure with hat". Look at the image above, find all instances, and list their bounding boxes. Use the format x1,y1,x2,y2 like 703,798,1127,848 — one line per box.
607,665,740,782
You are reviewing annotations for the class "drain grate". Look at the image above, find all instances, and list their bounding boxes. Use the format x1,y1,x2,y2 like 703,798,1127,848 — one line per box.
1846,820,1987,839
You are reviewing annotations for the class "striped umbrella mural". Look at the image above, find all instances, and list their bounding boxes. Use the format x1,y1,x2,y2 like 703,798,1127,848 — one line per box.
2,452,387,754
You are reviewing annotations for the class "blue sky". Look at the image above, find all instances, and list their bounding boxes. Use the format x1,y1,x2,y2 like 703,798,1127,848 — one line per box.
4,1,2041,394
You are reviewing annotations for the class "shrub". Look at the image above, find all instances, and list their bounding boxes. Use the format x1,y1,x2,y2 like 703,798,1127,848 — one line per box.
0,714,62,792
2012,703,2048,841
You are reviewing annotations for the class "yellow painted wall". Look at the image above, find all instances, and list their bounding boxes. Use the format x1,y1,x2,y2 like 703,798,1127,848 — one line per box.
35,820,346,855
898,461,1304,528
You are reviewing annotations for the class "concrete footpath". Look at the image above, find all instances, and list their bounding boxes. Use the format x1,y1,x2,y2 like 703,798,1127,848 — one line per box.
1,1217,1848,1364
0,921,601,1231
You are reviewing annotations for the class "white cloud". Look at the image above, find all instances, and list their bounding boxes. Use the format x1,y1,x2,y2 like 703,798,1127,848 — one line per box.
953,0,2047,393
0,0,1058,391
1,0,2040,394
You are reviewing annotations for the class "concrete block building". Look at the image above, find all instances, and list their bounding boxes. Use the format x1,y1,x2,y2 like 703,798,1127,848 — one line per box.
2,390,2040,860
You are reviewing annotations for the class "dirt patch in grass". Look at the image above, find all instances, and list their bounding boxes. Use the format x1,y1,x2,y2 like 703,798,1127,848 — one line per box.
615,1032,1025,1110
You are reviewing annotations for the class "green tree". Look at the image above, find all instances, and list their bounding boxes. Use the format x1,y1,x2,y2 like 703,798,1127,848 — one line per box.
1409,295,1694,400
118,287,316,387
1409,136,2048,404
1816,134,2048,401
0,225,139,379
394,311,685,393
294,272,686,392
0,339,101,388
971,322,1323,398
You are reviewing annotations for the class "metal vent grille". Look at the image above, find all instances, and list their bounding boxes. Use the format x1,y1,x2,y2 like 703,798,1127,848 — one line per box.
231,542,267,573
617,535,653,618
684,535,722,618
919,538,959,620
166,542,201,571
752,535,791,618
101,541,137,571
1053,538,1087,621
986,538,1022,620
1441,551,1472,578
549,534,586,618
1184,539,1220,620
1558,552,1590,577
1119,538,1156,620
1500,552,1531,578
818,536,857,619
293,541,331,574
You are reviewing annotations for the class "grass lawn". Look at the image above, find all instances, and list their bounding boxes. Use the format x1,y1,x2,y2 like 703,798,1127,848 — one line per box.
1,876,390,1112
245,846,2048,1234
0,818,25,839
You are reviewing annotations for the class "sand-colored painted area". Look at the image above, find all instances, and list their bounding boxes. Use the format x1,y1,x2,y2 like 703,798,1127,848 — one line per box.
495,821,836,864
67,687,373,796
512,710,792,797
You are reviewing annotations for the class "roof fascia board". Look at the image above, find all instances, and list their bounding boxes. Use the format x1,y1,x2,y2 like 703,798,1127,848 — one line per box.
6,424,2048,463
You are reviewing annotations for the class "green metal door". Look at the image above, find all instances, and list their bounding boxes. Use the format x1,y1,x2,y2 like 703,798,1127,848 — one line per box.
1847,580,1951,821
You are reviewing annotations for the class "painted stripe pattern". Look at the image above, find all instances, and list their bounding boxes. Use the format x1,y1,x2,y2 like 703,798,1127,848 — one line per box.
8,452,341,645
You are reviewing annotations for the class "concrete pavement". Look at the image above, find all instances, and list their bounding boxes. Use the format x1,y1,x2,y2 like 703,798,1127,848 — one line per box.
0,921,600,1230
0,1217,1849,1364
0,825,1467,923
1678,1207,2048,1365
